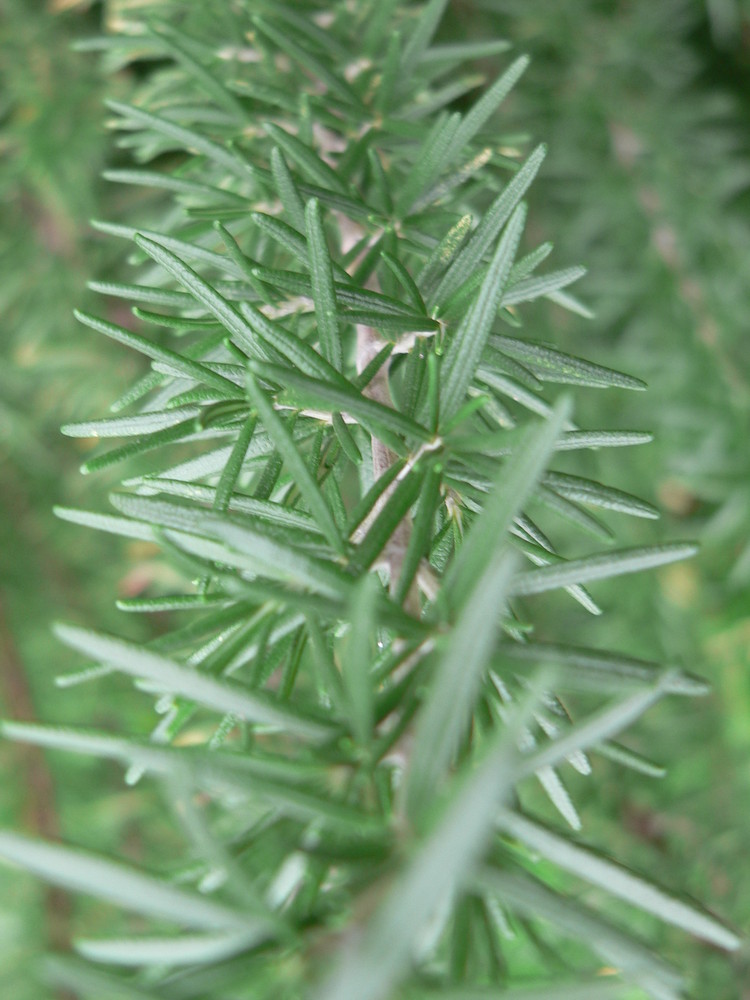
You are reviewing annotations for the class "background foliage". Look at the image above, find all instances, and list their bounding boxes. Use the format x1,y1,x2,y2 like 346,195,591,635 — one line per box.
0,0,748,997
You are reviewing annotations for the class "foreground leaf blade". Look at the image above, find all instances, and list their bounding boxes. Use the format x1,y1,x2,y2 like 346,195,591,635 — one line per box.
54,624,332,742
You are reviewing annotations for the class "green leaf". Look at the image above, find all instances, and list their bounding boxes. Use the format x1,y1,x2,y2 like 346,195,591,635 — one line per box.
252,265,422,318
497,810,740,950
399,0,450,80
250,210,311,265
519,684,673,782
134,479,322,534
0,832,254,931
449,427,653,457
246,371,345,553
102,167,249,204
503,642,709,697
393,462,442,604
263,122,349,195
543,472,660,520
317,687,538,1000
408,983,628,1000
54,623,333,742
133,235,269,361
405,550,518,820
110,492,350,599
409,146,493,215
332,412,363,463
340,574,379,743
380,250,426,312
431,144,546,308
491,336,646,390
305,199,343,369
105,100,250,179
418,213,472,294
511,543,698,597
76,930,261,967
271,147,306,231
253,16,362,108
443,396,571,612
73,311,239,394
375,30,402,112
237,302,348,385
347,461,405,535
482,870,684,1000
149,24,246,119
0,721,366,823
418,39,513,66
116,595,231,614
61,407,200,438
501,266,587,307
554,429,653,450
397,112,461,214
451,55,530,155
440,202,527,423
88,280,195,308
213,413,257,513
251,362,434,447
55,506,155,543
91,219,242,275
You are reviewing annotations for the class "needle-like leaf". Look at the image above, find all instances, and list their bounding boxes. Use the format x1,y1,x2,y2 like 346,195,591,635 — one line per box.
305,198,343,369
496,810,740,950
54,623,333,742
511,543,698,596
440,203,527,423
246,371,345,552
0,832,257,931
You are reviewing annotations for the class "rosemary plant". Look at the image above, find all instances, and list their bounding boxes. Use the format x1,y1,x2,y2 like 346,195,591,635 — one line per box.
0,2,740,998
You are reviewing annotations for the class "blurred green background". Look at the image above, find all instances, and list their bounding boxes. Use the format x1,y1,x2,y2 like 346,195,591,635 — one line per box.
1,0,748,997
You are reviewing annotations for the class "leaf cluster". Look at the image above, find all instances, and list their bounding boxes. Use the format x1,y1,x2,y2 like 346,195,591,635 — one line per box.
0,2,740,999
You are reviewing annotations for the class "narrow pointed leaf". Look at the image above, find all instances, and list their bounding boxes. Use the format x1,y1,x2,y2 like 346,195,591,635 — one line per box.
264,122,349,195
237,302,348,385
134,235,268,360
246,372,344,552
444,396,571,610
451,55,530,155
399,0,450,79
497,810,740,950
73,311,238,394
503,642,708,696
106,100,249,178
76,930,262,967
150,24,247,119
501,265,586,307
251,362,433,445
406,550,518,819
482,870,684,1000
54,623,332,742
340,574,379,743
62,407,200,439
253,16,362,108
511,543,698,597
0,832,252,930
271,147,306,230
543,472,660,520
432,145,546,308
492,336,646,390
440,202,527,423
318,693,537,1000
306,199,343,369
